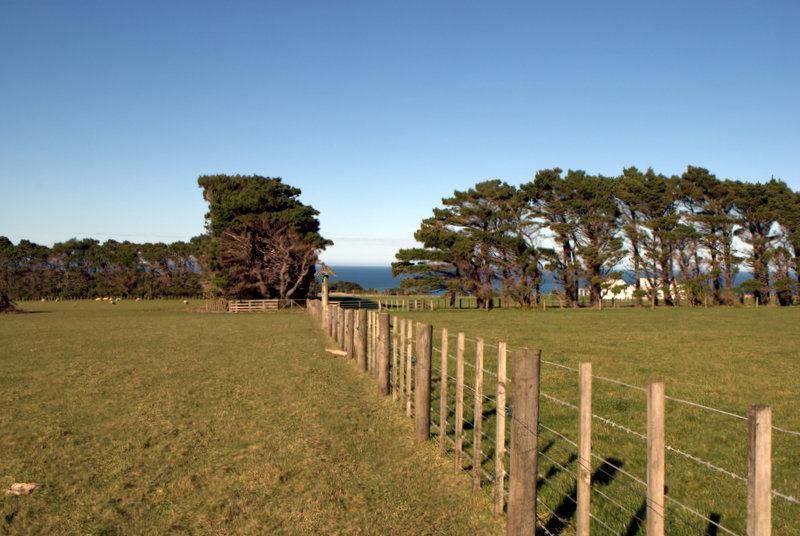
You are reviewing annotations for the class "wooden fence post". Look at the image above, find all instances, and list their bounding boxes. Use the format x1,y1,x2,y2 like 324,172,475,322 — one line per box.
345,309,354,357
372,311,378,375
333,307,339,344
414,323,433,441
392,316,399,400
454,332,465,472
494,341,507,516
378,313,390,395
405,320,413,417
438,328,449,456
507,348,541,536
473,337,485,491
647,381,666,536
366,311,373,372
372,310,379,378
370,311,380,381
355,309,367,373
366,311,372,372
747,404,772,536
338,308,345,350
399,318,406,403
577,362,592,536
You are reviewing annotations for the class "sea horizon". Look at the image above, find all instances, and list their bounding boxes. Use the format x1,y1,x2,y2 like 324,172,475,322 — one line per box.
319,264,761,293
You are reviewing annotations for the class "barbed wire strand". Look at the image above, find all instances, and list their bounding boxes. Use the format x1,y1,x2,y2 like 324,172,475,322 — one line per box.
431,359,747,532
423,321,800,437
392,315,800,506
536,421,744,535
539,391,799,505
564,439,732,535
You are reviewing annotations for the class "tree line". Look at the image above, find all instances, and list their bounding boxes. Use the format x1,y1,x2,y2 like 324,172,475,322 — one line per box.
1,175,331,302
393,167,800,308
0,236,206,300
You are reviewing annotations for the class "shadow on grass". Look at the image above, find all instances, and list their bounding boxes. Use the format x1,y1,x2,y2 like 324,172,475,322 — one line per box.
705,513,723,536
543,457,623,535
622,487,723,536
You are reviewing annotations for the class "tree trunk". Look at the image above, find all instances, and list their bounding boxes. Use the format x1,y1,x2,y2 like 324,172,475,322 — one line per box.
709,250,722,304
659,258,674,306
793,243,800,305
0,290,15,313
752,239,771,305
632,243,643,307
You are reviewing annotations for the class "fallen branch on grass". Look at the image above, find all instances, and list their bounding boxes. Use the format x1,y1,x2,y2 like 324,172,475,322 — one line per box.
5,483,42,496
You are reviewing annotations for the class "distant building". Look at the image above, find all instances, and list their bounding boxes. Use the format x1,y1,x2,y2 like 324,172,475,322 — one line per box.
637,278,687,301
579,278,634,300
601,279,635,300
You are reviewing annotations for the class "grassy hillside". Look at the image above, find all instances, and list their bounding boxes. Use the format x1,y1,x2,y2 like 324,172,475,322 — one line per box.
0,301,502,535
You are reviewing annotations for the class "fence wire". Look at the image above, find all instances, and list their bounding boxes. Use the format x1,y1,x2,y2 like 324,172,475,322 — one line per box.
311,302,798,535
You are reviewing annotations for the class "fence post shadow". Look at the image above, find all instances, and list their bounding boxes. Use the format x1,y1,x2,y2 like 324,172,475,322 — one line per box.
705,513,722,536
543,456,623,535
622,485,721,536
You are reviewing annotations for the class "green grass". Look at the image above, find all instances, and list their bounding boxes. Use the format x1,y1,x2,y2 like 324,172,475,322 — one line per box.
387,306,800,535
0,300,502,535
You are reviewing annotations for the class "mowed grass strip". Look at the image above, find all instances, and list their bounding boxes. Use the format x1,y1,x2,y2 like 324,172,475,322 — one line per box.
390,306,800,535
0,301,502,535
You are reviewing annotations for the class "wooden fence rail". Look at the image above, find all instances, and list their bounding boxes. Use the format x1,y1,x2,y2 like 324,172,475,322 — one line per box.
227,299,306,312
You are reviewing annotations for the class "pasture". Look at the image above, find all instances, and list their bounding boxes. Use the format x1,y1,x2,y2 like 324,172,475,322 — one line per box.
0,301,501,534
386,305,800,534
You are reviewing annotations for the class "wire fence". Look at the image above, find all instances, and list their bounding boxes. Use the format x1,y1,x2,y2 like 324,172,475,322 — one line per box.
307,300,799,535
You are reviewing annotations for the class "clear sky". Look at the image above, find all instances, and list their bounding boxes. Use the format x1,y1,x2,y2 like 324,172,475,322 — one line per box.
1,1,798,265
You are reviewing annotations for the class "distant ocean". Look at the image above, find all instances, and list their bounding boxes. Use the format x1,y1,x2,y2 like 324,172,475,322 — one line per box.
325,266,399,291
321,265,560,292
321,265,757,293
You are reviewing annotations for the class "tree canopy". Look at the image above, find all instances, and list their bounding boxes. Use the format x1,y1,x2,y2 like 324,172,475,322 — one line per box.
0,236,205,300
396,167,800,307
1,175,331,301
197,174,330,299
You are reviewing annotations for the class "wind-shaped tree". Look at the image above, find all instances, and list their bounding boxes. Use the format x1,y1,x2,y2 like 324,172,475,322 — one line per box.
197,174,330,299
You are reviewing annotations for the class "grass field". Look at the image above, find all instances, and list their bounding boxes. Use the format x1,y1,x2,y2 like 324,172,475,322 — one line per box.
386,306,800,534
0,301,502,535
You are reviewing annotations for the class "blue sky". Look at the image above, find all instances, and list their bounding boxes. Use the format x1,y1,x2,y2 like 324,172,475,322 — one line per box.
1,1,798,265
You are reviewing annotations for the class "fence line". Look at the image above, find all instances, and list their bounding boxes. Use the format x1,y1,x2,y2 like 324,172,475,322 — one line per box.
456,331,800,438
434,319,799,519
437,339,800,508
305,300,795,535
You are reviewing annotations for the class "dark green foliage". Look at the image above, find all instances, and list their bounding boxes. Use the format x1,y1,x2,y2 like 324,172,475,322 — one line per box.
732,179,790,305
395,180,520,309
197,175,330,299
0,236,204,300
328,280,364,293
681,167,740,304
399,167,800,307
197,174,327,247
525,168,581,307
773,187,800,302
